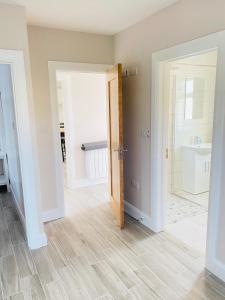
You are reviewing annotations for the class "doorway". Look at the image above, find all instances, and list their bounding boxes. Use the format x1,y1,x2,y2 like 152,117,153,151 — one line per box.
0,50,46,249
150,30,225,281
164,50,217,254
0,64,24,214
56,71,109,190
48,62,125,228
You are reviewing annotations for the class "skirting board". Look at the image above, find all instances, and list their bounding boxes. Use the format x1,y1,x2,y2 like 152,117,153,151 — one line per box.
124,200,156,231
68,177,108,189
10,184,48,249
206,257,225,284
10,184,26,230
42,207,64,223
28,232,48,250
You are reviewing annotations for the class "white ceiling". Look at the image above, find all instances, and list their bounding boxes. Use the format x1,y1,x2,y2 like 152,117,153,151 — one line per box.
1,0,179,35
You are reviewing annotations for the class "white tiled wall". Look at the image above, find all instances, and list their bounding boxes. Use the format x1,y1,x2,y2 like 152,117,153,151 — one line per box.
169,64,216,193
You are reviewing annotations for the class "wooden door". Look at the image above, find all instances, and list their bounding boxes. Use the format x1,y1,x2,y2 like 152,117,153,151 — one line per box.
107,64,125,228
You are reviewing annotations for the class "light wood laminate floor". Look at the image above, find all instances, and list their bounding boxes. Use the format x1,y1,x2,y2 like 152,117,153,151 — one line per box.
1,185,225,299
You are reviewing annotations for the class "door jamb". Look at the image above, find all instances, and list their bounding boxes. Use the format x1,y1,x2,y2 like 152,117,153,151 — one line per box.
150,30,225,281
0,49,47,249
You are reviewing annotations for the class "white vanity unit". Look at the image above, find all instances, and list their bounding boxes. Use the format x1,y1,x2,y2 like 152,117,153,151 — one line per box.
182,143,211,194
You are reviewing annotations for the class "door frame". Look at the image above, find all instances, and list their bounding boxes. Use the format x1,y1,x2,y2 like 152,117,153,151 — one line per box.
0,49,47,249
151,30,225,281
48,61,112,222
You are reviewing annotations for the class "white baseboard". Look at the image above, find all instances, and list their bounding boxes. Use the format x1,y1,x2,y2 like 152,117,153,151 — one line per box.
28,232,48,250
10,184,26,230
10,184,48,249
206,256,225,283
42,207,64,223
68,177,108,189
124,200,154,230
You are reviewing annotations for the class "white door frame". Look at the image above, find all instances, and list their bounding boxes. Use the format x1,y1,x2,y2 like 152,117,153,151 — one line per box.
48,62,112,222
0,49,47,249
151,30,225,281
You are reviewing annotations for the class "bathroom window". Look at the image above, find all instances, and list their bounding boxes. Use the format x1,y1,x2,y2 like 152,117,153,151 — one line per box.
184,78,204,120
184,79,194,120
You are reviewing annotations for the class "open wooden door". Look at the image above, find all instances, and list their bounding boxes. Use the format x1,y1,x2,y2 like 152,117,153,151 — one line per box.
107,64,125,228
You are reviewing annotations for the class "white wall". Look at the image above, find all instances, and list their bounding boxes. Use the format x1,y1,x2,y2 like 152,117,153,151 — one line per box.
0,99,4,175
168,52,217,192
57,81,65,124
0,64,24,215
57,72,107,187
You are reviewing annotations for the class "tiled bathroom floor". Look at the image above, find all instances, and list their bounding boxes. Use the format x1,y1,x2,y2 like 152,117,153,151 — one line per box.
166,193,209,254
175,190,209,209
167,193,208,224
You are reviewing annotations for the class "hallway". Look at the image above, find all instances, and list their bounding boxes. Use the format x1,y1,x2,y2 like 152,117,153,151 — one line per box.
1,187,225,299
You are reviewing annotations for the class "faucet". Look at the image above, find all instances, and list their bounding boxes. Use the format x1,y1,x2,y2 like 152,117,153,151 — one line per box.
193,136,202,145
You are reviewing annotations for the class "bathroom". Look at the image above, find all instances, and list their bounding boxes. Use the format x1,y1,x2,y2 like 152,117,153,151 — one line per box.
166,50,217,254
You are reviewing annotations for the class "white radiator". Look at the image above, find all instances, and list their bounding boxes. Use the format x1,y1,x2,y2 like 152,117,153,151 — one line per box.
85,148,108,180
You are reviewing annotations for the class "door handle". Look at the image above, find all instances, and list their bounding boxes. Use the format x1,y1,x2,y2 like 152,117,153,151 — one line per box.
114,146,128,159
114,148,128,153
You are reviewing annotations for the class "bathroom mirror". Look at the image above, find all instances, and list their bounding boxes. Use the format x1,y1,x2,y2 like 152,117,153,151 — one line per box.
184,78,204,120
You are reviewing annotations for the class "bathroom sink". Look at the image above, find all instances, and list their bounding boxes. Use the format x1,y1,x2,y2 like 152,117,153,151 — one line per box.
183,143,212,154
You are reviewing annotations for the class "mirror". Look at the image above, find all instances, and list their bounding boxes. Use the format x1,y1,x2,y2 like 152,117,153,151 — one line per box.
184,78,204,120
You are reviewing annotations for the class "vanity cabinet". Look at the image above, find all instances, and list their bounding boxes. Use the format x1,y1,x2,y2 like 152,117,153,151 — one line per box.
182,144,211,194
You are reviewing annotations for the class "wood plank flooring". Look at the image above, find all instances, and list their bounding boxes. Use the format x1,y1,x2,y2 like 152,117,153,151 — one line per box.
1,185,225,299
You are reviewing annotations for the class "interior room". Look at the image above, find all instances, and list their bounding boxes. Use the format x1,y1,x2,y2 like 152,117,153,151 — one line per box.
165,50,217,254
2,1,225,299
56,70,109,203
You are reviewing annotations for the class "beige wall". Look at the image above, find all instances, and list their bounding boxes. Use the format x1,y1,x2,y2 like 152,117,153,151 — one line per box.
28,26,114,211
0,4,28,51
114,0,225,216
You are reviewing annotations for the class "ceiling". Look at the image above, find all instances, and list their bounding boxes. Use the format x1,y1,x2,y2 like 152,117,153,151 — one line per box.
1,0,179,35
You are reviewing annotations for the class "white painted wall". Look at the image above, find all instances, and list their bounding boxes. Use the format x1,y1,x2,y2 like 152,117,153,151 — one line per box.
0,101,4,155
0,64,24,215
57,72,107,188
57,81,65,124
0,100,4,175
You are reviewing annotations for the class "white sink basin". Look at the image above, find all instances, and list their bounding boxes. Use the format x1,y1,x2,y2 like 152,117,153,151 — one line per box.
183,143,212,154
